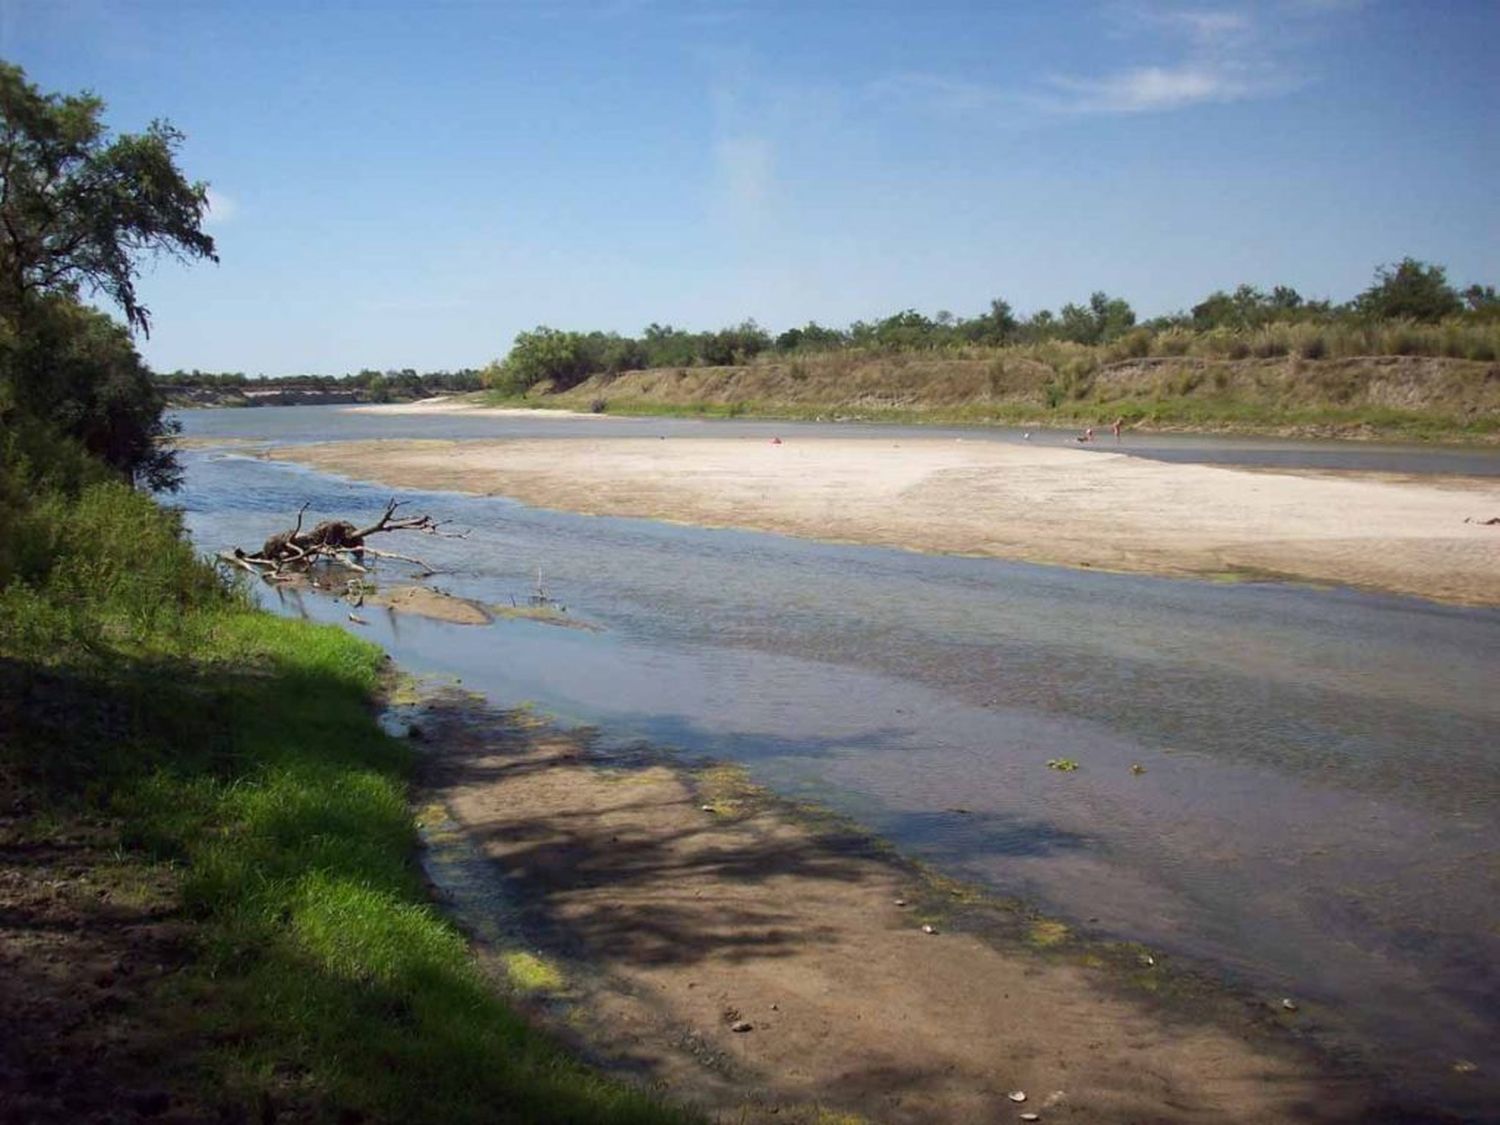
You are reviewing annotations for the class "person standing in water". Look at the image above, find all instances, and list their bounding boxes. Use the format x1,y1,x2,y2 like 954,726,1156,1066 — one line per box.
1112,417,1124,442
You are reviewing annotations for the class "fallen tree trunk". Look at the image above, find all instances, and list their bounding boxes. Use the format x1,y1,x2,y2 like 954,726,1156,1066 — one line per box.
228,498,463,580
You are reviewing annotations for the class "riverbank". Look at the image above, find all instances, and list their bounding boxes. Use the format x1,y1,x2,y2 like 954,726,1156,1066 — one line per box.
482,351,1500,443
0,437,686,1124
414,690,1404,1123
269,435,1500,606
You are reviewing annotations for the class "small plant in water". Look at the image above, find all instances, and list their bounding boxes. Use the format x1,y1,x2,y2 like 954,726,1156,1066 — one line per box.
1046,758,1080,772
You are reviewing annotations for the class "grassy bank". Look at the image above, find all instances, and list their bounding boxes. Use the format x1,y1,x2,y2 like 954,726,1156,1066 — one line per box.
0,424,690,1124
489,349,1500,442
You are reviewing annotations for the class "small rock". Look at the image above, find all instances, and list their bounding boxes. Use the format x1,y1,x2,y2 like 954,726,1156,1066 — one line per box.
769,1003,778,1011
1453,1059,1478,1074
1019,1115,1040,1123
347,613,368,626
1281,997,1298,1012
921,924,938,935
701,804,716,813
731,1020,753,1033
1130,763,1146,775
1008,1090,1027,1102
894,899,908,907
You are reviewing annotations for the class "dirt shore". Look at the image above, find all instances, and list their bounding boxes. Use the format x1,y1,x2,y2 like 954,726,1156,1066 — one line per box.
271,436,1500,605
413,694,1398,1124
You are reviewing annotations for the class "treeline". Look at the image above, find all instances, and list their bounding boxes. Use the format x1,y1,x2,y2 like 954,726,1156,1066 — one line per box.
157,367,483,403
485,258,1500,394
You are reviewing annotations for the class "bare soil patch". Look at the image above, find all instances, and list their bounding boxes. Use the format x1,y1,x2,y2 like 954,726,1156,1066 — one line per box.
0,807,202,1124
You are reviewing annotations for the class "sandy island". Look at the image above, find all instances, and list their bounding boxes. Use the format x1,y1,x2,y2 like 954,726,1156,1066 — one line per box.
412,693,1390,1123
271,435,1500,605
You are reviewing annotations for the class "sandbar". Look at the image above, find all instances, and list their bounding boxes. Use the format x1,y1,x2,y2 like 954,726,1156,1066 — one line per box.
269,436,1500,605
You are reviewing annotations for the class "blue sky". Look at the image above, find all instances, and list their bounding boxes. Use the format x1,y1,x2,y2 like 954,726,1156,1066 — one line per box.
3,0,1497,375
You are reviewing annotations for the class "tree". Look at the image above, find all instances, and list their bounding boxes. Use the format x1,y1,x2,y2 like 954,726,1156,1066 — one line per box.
489,326,599,393
0,63,214,489
1057,292,1135,345
1353,258,1461,323
0,294,178,488
0,61,216,335
959,298,1018,345
1463,284,1499,313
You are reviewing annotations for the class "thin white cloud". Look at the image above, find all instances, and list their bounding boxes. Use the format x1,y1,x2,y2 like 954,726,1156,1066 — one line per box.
871,2,1358,119
1046,63,1262,113
1043,3,1294,114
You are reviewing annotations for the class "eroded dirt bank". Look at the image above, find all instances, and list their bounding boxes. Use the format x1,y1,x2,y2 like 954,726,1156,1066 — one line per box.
411,694,1415,1125
271,436,1500,606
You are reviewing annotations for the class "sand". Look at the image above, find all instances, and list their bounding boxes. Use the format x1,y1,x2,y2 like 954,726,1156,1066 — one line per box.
363,585,493,625
343,397,605,419
415,694,1386,1123
272,436,1500,606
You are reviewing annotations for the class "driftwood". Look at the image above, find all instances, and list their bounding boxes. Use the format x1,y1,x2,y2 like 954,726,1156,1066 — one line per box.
222,498,464,582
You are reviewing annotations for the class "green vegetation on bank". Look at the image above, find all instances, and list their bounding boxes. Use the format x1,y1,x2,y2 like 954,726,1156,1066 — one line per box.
1,60,690,1123
480,258,1499,400
156,366,484,407
475,260,1500,440
487,347,1500,443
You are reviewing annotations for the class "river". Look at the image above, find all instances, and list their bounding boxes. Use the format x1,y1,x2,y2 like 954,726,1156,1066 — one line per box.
173,406,1500,1119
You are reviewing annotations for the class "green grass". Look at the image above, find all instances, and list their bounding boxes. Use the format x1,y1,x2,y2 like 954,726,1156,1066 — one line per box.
484,385,1499,442
0,424,693,1124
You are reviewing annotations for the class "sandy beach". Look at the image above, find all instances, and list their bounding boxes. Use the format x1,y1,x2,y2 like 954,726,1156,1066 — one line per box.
271,435,1500,605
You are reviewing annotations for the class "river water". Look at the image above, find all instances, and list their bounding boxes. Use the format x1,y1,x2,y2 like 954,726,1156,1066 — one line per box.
173,407,1500,1118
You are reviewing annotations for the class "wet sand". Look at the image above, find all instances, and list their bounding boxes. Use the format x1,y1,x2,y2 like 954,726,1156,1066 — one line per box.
363,585,493,625
415,694,1388,1124
270,436,1500,606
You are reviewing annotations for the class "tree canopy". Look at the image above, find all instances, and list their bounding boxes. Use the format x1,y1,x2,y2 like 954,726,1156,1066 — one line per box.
0,61,215,489
0,61,216,335
1353,258,1462,323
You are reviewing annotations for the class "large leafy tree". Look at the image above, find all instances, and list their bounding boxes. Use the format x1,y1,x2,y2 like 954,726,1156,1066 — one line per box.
0,62,214,488
1353,258,1461,323
0,61,215,335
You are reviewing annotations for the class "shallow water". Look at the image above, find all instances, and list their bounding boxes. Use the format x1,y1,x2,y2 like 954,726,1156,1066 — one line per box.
178,402,1500,475
172,408,1500,1117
